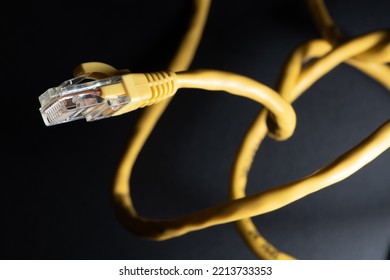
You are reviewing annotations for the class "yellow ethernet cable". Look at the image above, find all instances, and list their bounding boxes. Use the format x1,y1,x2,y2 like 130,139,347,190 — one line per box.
38,0,390,259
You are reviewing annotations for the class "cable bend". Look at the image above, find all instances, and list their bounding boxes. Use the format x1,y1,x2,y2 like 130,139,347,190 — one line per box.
176,70,296,141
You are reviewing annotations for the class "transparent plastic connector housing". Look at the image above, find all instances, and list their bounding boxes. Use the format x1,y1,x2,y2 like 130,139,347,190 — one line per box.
39,75,130,126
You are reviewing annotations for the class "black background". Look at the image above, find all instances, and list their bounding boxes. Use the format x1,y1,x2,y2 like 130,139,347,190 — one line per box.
2,0,390,260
